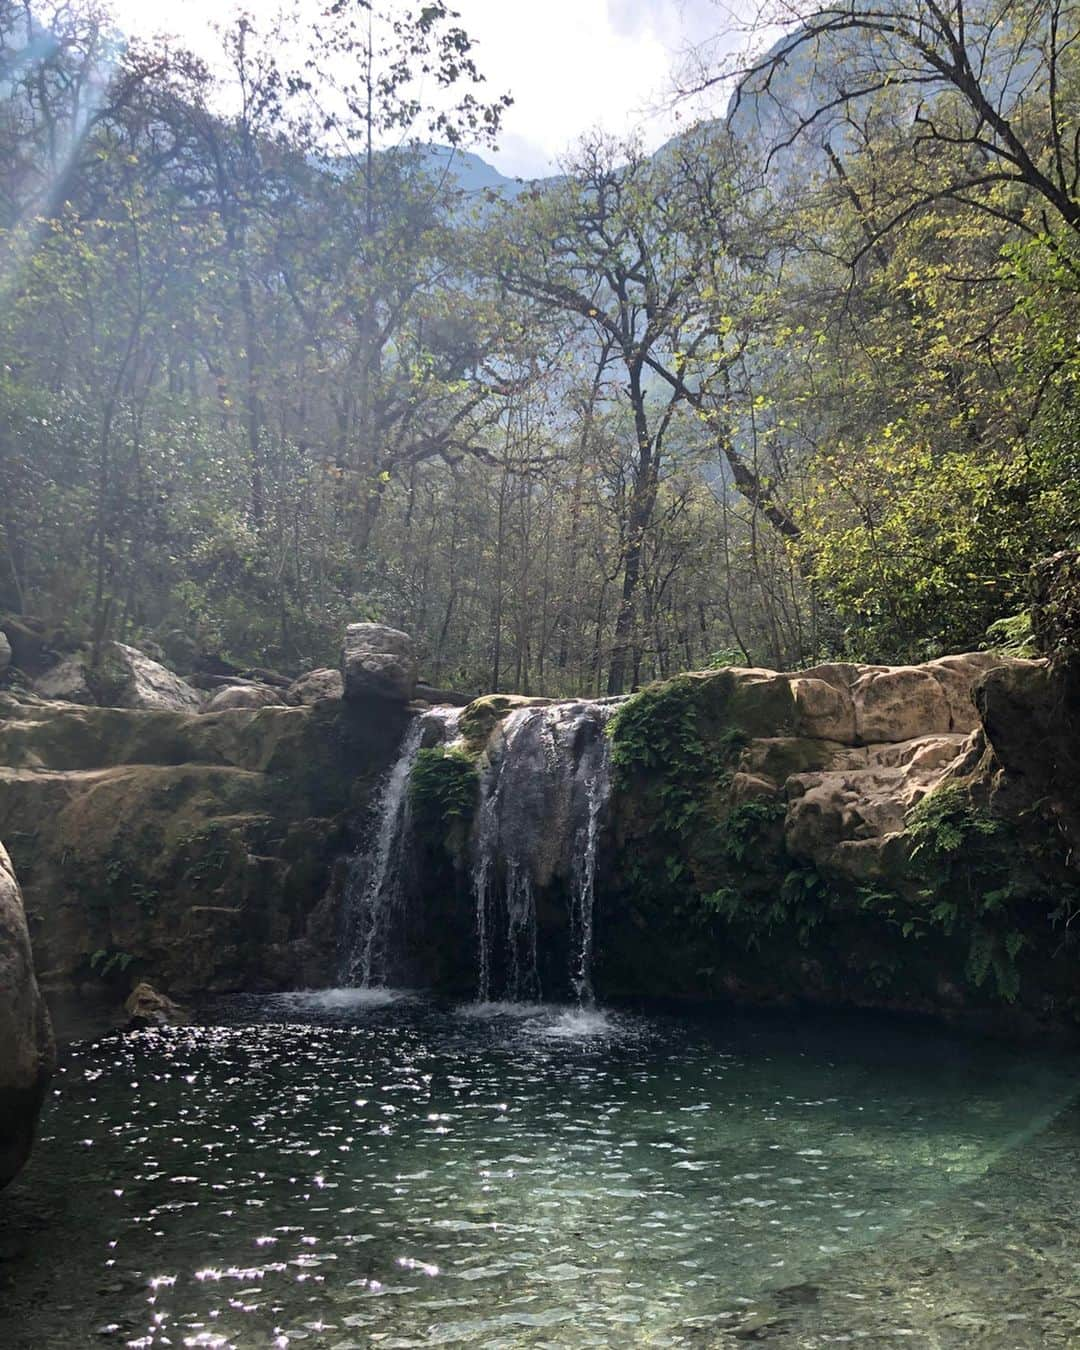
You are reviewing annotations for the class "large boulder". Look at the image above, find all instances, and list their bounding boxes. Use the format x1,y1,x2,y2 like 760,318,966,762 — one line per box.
288,668,344,705
32,651,95,704
32,642,202,713
851,666,952,744
0,697,412,997
791,675,856,743
342,623,417,703
0,842,54,1188
203,683,285,712
0,616,62,677
107,643,203,712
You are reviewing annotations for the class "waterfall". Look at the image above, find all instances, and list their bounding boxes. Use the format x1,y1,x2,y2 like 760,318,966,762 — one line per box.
569,711,613,1005
470,700,618,1004
342,706,461,987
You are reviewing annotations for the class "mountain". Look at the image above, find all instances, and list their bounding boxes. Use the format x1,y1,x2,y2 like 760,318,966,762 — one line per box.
418,144,529,200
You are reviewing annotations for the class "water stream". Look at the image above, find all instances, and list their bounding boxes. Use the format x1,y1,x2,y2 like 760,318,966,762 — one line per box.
4,996,1080,1348
470,700,618,1005
341,708,461,987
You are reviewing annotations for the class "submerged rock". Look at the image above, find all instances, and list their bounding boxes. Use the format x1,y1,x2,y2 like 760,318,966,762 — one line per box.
0,632,10,679
0,842,54,1188
124,982,187,1027
342,623,417,703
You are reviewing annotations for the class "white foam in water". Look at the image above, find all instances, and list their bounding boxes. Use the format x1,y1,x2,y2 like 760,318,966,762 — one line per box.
538,1008,616,1040
283,987,407,1011
457,1001,620,1041
457,1000,549,1021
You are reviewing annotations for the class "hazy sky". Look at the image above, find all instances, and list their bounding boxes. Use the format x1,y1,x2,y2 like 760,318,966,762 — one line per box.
107,0,740,178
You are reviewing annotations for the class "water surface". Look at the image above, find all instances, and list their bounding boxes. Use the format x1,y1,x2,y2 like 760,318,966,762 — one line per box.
3,994,1080,1347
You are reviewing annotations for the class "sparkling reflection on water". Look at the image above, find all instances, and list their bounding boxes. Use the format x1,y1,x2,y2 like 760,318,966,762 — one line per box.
4,994,1080,1348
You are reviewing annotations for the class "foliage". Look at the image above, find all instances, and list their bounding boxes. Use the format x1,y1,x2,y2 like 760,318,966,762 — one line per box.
704,863,831,950
902,787,1026,1001
1033,550,1080,657
3,0,1080,694
89,947,135,980
985,611,1038,659
409,746,479,831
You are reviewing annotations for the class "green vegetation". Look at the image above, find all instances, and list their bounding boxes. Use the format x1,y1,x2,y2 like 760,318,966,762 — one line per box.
900,787,1027,1002
88,948,135,981
409,746,479,833
608,676,749,897
3,2,1079,692
606,666,1076,1008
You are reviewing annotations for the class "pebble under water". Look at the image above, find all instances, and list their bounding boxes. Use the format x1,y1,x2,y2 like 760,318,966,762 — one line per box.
4,995,1080,1348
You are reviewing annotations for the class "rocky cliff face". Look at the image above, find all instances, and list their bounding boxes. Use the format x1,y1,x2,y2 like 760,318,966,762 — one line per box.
597,650,1080,1029
0,842,54,1188
2,600,1079,1035
0,693,409,1000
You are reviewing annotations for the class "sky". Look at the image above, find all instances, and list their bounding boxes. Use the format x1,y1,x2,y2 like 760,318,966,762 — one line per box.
106,0,745,178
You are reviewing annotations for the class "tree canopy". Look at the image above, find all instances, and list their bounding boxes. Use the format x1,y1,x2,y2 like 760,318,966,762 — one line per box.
1,0,1077,690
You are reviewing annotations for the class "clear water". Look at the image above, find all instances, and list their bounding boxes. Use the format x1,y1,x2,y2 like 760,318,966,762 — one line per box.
3,995,1080,1348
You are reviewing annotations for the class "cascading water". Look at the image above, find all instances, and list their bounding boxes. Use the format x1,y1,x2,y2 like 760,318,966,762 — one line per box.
569,709,614,1004
342,706,461,987
470,700,619,1005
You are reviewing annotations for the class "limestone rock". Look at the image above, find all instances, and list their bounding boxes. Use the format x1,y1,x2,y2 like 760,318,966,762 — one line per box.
32,651,96,704
0,617,54,676
124,982,188,1027
0,842,54,1188
32,643,202,713
791,676,856,744
342,623,417,703
0,696,412,996
924,653,1012,733
288,668,344,705
785,732,973,876
203,684,285,712
458,693,552,752
851,666,952,744
107,643,203,713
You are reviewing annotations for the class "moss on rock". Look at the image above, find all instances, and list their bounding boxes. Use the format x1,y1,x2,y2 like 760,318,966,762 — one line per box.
0,695,411,997
457,694,551,755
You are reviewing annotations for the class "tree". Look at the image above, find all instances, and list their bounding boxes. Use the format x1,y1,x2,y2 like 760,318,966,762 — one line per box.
689,1,1080,248
491,133,797,691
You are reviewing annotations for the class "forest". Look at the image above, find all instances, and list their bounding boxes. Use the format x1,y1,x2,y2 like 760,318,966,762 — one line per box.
1,0,1078,696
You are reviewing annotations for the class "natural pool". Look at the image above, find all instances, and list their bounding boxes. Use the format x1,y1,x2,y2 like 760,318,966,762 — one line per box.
3,993,1080,1348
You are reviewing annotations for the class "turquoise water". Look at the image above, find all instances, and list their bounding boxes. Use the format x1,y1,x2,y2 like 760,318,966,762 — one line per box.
2,993,1080,1347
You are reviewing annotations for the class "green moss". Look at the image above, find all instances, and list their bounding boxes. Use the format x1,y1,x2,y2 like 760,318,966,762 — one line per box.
457,694,549,754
